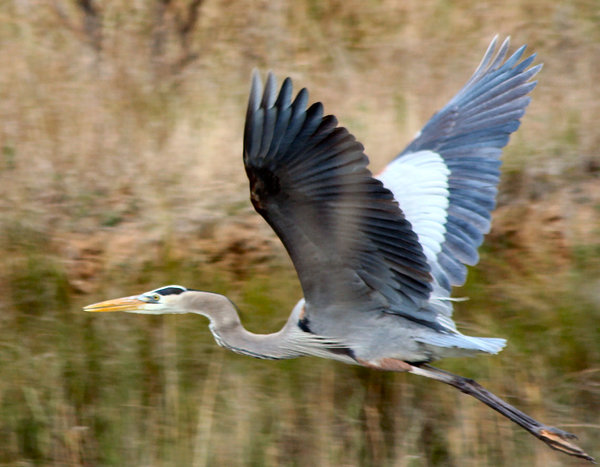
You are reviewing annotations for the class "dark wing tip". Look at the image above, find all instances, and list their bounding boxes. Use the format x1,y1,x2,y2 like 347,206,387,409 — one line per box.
248,69,262,113
262,72,278,108
244,71,263,159
276,77,294,107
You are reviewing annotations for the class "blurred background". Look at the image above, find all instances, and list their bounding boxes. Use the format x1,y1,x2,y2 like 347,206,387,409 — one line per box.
0,0,599,465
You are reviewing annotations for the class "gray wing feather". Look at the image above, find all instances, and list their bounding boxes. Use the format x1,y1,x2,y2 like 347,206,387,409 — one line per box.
398,37,541,288
244,71,434,322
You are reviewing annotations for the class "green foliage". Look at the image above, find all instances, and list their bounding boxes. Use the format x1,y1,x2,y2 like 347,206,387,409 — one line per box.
0,247,598,465
8,255,70,315
2,145,16,170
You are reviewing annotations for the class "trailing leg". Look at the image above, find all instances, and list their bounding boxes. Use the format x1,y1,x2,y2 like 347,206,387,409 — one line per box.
408,364,594,462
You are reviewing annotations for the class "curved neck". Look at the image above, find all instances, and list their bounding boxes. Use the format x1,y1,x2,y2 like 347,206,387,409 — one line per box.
180,291,301,360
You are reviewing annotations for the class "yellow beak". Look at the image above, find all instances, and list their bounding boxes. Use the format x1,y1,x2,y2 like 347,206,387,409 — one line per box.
83,296,145,312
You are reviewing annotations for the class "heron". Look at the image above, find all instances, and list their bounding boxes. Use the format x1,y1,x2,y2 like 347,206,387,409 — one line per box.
84,37,594,462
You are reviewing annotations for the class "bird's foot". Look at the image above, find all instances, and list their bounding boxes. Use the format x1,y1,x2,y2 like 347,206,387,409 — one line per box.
536,425,595,463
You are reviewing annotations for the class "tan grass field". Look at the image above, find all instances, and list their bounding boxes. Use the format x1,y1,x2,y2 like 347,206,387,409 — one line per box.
0,1,599,465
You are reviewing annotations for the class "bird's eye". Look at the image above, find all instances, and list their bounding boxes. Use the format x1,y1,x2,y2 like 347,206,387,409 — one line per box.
152,293,161,302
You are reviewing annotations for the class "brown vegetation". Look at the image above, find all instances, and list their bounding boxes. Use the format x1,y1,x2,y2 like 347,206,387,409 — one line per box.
0,0,599,465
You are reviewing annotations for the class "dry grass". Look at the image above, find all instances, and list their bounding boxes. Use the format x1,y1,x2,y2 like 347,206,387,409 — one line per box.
0,0,599,465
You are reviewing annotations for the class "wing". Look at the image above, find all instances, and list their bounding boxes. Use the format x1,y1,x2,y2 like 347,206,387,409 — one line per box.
378,37,541,294
244,71,435,323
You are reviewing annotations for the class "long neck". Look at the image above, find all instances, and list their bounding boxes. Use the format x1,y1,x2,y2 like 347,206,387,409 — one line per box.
180,291,302,360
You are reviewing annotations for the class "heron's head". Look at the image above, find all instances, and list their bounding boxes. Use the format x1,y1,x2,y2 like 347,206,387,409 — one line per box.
83,285,190,314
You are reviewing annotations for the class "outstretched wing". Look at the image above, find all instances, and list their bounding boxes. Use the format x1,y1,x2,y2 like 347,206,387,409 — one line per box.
244,72,434,322
378,37,541,293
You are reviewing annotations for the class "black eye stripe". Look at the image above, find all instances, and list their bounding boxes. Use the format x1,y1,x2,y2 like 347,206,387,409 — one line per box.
153,286,187,296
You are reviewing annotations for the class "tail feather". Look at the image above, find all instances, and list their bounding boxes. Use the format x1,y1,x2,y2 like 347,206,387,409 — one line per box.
418,333,507,356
